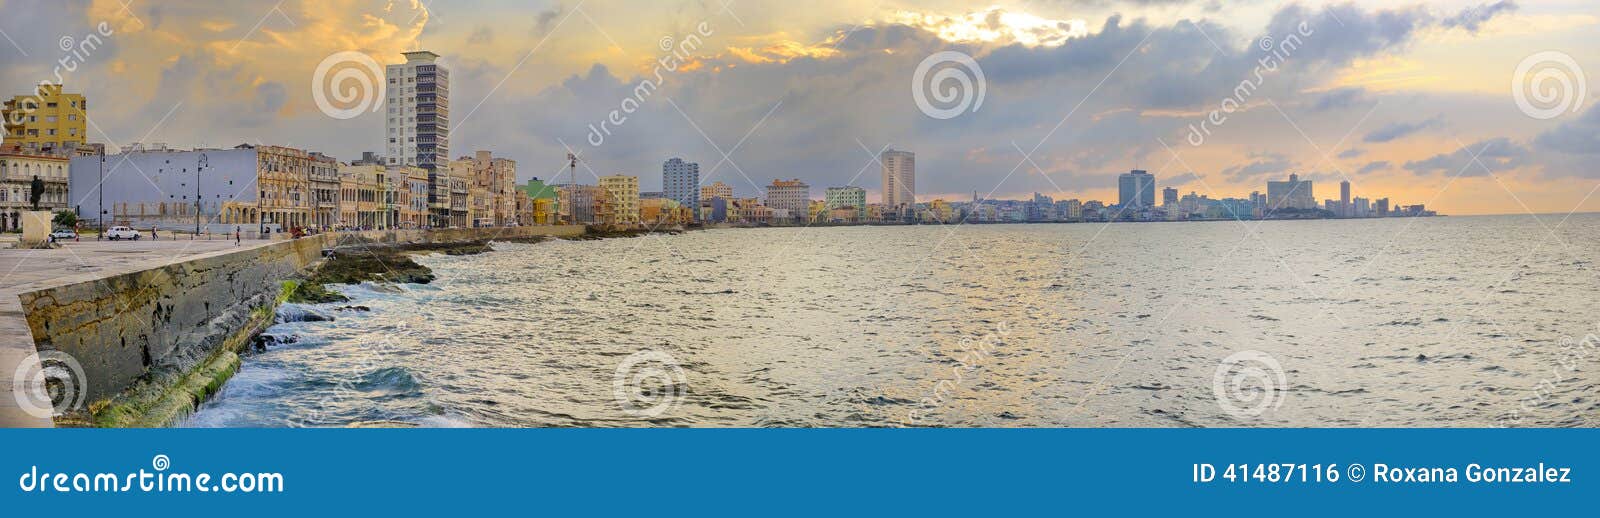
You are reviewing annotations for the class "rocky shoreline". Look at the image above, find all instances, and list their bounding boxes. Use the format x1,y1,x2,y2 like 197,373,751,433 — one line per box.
288,226,685,304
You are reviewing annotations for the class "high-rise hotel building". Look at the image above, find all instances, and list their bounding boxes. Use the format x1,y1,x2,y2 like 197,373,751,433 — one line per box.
663,158,699,221
880,149,915,208
385,50,450,225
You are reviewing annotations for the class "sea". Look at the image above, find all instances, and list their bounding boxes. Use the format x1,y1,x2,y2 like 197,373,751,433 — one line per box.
185,215,1600,428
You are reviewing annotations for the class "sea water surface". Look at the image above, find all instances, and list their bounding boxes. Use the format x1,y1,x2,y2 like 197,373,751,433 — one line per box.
186,215,1600,427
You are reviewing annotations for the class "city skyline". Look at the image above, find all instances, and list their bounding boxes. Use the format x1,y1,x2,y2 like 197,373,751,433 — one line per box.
1,1,1596,215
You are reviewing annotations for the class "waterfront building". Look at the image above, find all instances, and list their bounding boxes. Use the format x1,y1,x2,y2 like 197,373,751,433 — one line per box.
461,151,517,227
881,149,915,209
598,175,640,227
641,198,691,226
824,186,867,223
0,148,69,230
69,144,341,233
558,184,601,224
701,181,733,202
731,197,772,224
1162,187,1178,207
402,165,430,228
927,199,955,223
519,178,559,225
309,152,340,229
339,164,383,228
1353,196,1371,218
663,158,699,221
1376,197,1390,217
2,83,87,156
765,178,810,224
385,50,451,225
706,196,728,223
1340,180,1352,217
1266,173,1316,211
1117,169,1155,208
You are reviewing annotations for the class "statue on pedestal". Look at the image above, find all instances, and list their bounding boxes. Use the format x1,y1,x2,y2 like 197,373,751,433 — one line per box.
30,175,44,211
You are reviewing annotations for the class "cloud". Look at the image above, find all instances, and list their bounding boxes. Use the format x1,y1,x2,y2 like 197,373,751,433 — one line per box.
1312,87,1367,112
1337,148,1364,159
1403,137,1530,176
1221,152,1294,183
1356,160,1389,174
1534,104,1600,156
1441,1,1519,33
1363,117,1442,143
467,25,494,45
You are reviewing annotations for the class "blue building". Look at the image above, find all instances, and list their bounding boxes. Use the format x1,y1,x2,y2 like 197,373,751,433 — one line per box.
662,157,699,222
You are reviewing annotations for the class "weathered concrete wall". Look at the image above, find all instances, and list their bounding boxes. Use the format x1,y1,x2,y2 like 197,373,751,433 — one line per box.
19,234,335,404
15,224,585,419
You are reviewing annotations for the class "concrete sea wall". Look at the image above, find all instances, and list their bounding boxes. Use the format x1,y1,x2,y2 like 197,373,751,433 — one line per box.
15,225,584,427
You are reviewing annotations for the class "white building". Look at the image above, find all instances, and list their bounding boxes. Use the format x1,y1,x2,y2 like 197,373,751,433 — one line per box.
881,149,915,208
765,179,810,223
1266,173,1316,211
385,50,450,225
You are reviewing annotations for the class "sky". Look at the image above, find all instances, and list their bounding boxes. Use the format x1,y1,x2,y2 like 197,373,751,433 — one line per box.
0,0,1596,215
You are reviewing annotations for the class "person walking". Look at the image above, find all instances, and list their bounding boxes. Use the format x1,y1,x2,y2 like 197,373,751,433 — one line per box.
234,226,241,246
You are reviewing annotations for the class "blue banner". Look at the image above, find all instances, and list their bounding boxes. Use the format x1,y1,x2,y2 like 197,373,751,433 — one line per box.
2,429,1592,515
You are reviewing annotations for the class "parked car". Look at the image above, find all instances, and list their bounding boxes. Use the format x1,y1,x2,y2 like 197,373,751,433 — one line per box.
50,228,77,240
106,226,141,240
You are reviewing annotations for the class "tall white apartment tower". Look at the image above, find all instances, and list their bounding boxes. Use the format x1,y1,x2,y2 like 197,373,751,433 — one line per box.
881,149,915,208
386,50,450,225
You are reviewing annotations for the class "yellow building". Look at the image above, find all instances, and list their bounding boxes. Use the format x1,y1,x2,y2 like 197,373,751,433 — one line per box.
532,197,557,225
928,199,954,223
338,164,383,229
2,84,87,155
254,145,316,230
640,198,692,227
598,175,640,227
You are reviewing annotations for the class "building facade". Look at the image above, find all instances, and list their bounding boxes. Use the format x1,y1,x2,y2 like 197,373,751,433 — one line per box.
598,175,640,227
2,84,87,155
1118,169,1155,208
662,158,699,222
880,149,915,208
70,146,266,232
766,179,811,224
0,149,70,230
385,50,451,225
1266,173,1316,211
824,186,866,223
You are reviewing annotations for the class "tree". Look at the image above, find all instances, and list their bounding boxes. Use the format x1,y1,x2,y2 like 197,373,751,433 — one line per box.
52,210,77,229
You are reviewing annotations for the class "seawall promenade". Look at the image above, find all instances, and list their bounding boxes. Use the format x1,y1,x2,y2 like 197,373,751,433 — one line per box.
1,225,585,428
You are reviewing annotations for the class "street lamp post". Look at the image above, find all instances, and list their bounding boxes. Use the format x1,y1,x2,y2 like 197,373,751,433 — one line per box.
97,147,104,240
195,153,207,238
